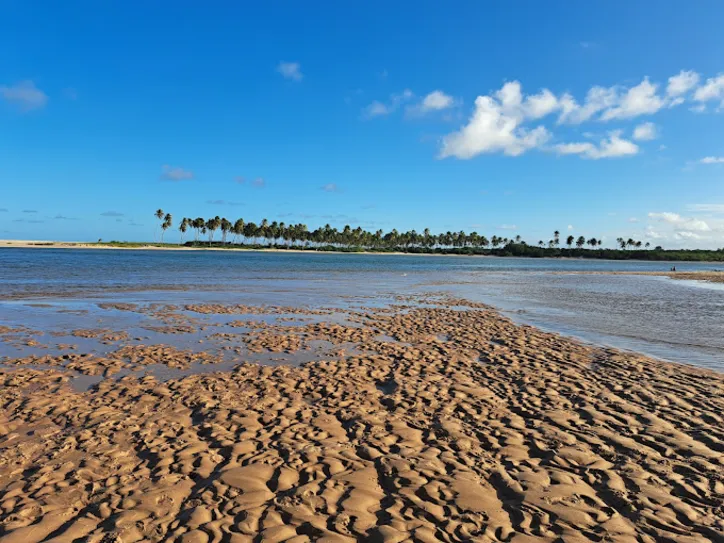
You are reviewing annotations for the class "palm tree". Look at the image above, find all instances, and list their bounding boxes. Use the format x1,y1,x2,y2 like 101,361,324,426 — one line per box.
160,213,172,243
154,209,164,241
576,235,585,249
566,235,574,249
206,216,221,245
243,221,258,244
179,218,188,245
193,217,204,242
220,218,232,244
232,218,244,245
553,230,560,247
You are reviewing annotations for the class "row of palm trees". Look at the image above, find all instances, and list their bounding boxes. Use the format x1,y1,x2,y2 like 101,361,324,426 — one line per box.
153,211,650,251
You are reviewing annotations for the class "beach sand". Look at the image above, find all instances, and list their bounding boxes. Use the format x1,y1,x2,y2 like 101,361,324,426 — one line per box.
0,299,722,542
556,270,724,284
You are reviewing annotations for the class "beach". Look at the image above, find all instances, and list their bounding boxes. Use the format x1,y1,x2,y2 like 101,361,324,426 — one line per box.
1,249,723,542
1,293,723,542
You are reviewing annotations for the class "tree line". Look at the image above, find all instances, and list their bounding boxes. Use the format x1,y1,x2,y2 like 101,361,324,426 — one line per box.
153,210,655,252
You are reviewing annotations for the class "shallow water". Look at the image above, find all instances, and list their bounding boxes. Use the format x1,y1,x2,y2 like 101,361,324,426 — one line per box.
0,248,722,372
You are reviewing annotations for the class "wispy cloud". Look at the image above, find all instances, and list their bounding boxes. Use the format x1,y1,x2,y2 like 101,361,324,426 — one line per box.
648,212,711,231
554,131,639,160
277,62,303,81
363,89,414,118
22,209,38,213
633,122,657,141
13,219,44,224
53,214,78,220
700,156,724,164
160,165,194,181
686,204,724,213
645,209,724,247
206,199,243,206
407,90,456,116
693,74,724,107
251,177,266,188
321,183,340,193
0,80,48,111
234,176,245,184
100,211,124,217
0,208,8,212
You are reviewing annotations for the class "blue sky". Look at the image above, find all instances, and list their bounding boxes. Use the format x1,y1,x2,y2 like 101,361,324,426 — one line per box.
1,1,724,247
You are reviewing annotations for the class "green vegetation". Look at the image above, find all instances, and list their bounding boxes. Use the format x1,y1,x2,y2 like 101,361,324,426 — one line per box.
87,211,722,262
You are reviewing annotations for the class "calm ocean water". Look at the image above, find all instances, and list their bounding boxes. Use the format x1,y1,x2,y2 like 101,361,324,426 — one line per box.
0,248,722,371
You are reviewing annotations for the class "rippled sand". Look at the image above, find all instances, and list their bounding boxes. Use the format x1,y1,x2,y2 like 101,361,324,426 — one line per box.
0,299,722,542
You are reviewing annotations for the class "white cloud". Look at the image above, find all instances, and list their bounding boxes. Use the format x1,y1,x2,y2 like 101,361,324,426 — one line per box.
628,217,639,223
488,82,567,121
524,89,560,119
421,90,454,111
364,101,389,117
0,80,48,111
558,86,619,124
414,70,724,161
687,204,724,213
645,226,663,240
567,224,574,230
406,90,456,116
648,212,710,231
643,210,724,248
277,62,303,81
252,177,265,188
364,89,413,118
700,156,724,164
439,88,550,159
633,122,657,141
554,130,639,159
321,183,339,192
160,165,194,181
693,74,724,104
675,231,703,240
667,70,700,97
600,78,664,121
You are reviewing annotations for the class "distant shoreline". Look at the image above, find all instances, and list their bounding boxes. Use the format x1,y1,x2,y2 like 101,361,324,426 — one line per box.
2,239,724,264
0,240,458,257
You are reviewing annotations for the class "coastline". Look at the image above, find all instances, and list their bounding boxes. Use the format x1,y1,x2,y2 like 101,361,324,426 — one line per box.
1,297,723,541
0,239,471,257
3,240,724,268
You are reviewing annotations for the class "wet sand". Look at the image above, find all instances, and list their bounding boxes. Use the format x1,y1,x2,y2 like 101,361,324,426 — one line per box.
0,298,723,542
558,270,724,284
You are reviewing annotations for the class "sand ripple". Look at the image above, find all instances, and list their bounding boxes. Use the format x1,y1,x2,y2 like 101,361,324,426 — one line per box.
0,303,722,542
